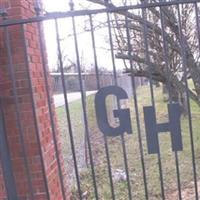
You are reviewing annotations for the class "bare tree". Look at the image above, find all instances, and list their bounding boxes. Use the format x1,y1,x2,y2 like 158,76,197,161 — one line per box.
86,0,200,109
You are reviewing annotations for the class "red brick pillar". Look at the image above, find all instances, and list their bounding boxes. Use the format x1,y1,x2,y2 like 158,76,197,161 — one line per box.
0,0,68,199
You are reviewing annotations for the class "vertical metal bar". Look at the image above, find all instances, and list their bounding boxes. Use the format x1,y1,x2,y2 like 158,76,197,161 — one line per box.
0,102,18,200
71,16,99,199
174,153,182,199
159,4,182,199
37,21,66,200
54,19,82,199
20,24,50,200
125,16,149,200
194,3,200,51
141,2,165,199
106,12,132,200
89,14,116,200
177,5,199,199
4,26,34,200
120,135,132,199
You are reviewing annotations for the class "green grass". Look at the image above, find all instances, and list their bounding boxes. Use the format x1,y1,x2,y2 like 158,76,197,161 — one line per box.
56,86,200,199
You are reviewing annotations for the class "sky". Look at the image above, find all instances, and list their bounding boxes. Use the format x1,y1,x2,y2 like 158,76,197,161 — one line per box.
42,0,124,72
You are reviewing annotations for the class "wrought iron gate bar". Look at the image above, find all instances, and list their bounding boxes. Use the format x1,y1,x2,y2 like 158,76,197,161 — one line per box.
191,4,200,199
106,11,133,199
125,15,149,200
0,0,199,27
195,3,200,49
54,19,82,199
177,5,199,199
158,4,182,199
140,1,165,198
71,16,99,200
89,14,116,200
21,24,50,199
37,21,67,200
4,26,34,200
0,103,18,199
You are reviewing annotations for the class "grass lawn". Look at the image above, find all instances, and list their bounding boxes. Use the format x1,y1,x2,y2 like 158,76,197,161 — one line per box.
56,85,200,199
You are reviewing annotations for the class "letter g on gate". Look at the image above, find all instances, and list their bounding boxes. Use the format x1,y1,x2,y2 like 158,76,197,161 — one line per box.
95,86,132,137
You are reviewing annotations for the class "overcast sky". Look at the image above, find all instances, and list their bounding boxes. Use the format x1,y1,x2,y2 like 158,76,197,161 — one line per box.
42,0,125,72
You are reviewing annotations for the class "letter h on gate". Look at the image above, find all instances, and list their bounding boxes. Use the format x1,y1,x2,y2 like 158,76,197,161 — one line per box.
143,103,183,154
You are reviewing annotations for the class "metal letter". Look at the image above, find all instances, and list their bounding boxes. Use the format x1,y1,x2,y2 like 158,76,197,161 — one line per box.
143,103,183,154
95,86,132,137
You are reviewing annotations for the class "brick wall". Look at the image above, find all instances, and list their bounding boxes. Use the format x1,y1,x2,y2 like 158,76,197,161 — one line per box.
0,0,68,199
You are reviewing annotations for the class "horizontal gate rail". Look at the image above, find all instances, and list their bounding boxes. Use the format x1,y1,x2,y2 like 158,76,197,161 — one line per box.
0,0,199,27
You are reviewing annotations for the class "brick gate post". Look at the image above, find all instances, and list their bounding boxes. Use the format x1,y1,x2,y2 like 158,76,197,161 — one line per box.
0,0,68,199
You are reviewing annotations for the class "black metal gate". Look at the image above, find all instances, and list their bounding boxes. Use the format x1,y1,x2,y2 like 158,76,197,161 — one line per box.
0,0,200,199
